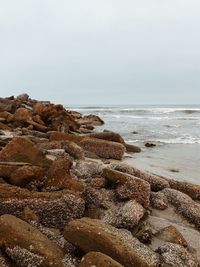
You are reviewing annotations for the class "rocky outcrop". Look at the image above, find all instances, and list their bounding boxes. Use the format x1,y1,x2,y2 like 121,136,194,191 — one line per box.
64,217,161,267
110,163,169,191
80,138,125,160
103,168,150,208
0,183,85,228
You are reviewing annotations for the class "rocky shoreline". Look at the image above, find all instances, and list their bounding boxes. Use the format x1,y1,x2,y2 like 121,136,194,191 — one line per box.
0,94,200,266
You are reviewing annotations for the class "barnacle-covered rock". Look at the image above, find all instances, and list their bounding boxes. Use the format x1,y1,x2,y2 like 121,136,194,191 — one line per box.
150,192,168,210
0,183,85,228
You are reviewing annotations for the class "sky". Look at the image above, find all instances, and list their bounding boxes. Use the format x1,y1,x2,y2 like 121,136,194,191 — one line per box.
0,0,200,105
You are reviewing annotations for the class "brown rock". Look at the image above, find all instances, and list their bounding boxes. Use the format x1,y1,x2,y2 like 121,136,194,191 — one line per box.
89,131,125,144
167,178,200,200
80,138,125,160
0,137,51,168
49,131,84,143
0,215,64,267
145,143,156,148
163,188,200,229
155,225,188,247
125,143,141,153
0,183,85,228
77,114,104,126
110,163,169,191
64,218,160,267
10,165,45,186
150,192,168,210
103,168,150,208
79,252,124,267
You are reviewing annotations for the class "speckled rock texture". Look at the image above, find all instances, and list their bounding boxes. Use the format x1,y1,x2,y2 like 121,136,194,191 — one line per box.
64,217,161,267
0,183,85,228
79,138,125,160
157,243,198,267
163,188,200,228
0,215,65,267
110,163,169,191
150,192,168,210
103,168,151,208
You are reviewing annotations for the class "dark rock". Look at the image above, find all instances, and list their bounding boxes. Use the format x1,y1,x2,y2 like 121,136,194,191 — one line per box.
145,143,156,148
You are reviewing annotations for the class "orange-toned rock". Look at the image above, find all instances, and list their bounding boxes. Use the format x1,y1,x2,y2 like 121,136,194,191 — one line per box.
43,156,84,191
49,132,84,143
10,165,45,186
80,138,125,160
77,114,104,126
79,252,124,267
0,137,52,168
103,168,150,208
89,131,125,144
64,218,160,267
0,215,65,267
0,183,85,228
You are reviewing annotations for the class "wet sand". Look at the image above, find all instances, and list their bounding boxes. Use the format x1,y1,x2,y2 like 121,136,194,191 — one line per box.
125,143,200,185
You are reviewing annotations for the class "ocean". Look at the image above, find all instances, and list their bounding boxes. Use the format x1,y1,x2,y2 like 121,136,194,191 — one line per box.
71,105,200,184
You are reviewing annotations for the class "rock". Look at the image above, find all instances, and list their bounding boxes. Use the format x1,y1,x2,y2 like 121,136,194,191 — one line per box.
16,93,29,102
125,143,141,153
71,160,104,180
87,176,106,189
49,132,84,143
155,225,188,248
79,252,124,267
103,168,150,208
110,163,169,191
9,165,45,186
167,178,200,200
89,131,125,144
156,243,198,267
132,131,138,134
80,138,125,160
104,200,145,229
77,114,104,126
0,250,11,267
145,143,156,148
150,192,168,210
132,221,153,244
0,137,51,168
0,183,85,228
0,214,65,267
64,218,160,267
163,188,200,229
43,156,84,192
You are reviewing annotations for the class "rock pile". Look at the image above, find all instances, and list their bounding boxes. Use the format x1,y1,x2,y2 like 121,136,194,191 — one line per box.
0,94,199,266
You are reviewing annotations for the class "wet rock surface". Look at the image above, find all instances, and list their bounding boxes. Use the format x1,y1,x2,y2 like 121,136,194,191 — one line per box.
0,95,200,266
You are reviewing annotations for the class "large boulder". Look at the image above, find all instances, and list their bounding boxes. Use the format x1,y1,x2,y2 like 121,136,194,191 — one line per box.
0,183,85,228
0,137,51,168
163,188,200,229
79,252,124,267
79,138,125,160
49,132,84,143
0,215,65,267
110,163,169,191
103,168,150,208
64,217,160,267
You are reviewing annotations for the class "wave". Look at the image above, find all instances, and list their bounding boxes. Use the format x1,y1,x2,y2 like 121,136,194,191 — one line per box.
126,137,200,144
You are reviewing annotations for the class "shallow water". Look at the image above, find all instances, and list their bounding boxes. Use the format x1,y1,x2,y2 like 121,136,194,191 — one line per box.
70,105,200,183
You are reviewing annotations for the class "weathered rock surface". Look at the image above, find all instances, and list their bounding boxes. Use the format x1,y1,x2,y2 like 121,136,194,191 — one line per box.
103,168,150,208
163,188,200,229
157,243,198,267
150,192,168,210
80,138,125,160
64,217,161,267
155,225,188,248
0,183,85,228
0,137,51,168
110,163,169,191
79,252,124,267
0,215,65,267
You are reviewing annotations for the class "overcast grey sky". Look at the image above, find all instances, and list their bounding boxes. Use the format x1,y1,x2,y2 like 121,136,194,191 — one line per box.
0,0,200,105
